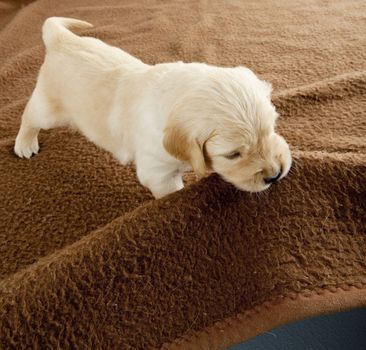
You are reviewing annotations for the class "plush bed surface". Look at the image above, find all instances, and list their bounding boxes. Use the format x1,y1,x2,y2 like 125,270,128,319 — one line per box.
0,0,365,349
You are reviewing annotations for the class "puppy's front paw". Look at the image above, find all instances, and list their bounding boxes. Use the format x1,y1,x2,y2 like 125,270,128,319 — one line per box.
14,135,39,159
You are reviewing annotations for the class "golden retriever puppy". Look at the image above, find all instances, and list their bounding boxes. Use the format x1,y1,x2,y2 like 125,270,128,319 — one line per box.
14,17,291,198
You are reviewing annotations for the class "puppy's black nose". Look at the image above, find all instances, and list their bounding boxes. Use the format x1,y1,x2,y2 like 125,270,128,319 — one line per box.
264,171,282,184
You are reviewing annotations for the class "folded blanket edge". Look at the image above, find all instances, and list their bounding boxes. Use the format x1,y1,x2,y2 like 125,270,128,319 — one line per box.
163,284,366,350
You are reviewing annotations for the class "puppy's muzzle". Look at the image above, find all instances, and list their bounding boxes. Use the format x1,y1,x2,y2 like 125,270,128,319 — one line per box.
264,170,282,184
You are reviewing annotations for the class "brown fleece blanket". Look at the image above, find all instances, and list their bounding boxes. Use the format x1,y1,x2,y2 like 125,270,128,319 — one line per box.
0,0,365,349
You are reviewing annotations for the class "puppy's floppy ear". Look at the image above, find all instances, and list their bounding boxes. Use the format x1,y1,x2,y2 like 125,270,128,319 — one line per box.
163,118,208,178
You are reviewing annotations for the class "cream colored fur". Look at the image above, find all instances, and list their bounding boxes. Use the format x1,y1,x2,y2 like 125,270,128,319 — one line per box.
14,17,292,198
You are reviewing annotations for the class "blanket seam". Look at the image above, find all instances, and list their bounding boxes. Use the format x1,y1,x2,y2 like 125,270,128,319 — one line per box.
163,282,366,349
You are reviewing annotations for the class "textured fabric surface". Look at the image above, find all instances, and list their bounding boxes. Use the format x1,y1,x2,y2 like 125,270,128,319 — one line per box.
0,0,365,349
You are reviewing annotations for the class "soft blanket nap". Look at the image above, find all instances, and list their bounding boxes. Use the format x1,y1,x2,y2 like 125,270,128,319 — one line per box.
0,0,365,349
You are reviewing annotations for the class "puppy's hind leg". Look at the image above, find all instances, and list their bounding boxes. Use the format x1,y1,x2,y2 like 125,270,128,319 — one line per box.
14,88,51,159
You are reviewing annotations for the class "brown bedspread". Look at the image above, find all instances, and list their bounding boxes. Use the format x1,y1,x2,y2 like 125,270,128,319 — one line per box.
0,0,365,349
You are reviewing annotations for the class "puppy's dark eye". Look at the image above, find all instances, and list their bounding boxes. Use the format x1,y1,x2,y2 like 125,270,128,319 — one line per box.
225,151,241,160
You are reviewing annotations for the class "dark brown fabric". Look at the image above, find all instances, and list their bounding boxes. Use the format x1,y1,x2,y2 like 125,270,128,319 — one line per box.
0,0,365,349
0,1,31,31
165,286,366,350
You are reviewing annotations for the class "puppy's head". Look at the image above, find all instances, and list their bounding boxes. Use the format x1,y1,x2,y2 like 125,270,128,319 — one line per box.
163,65,292,192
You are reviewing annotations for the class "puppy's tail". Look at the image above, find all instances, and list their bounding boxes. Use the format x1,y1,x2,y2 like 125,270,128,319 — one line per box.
42,17,93,48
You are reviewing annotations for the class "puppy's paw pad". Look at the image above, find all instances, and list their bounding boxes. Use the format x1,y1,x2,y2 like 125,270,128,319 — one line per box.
14,138,39,159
